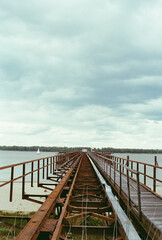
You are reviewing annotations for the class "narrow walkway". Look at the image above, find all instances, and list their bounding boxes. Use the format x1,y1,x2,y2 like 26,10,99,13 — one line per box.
106,164,162,238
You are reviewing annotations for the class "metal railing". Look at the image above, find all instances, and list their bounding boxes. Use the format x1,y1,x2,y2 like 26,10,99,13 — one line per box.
89,152,162,220
89,152,142,219
108,154,162,194
0,152,79,203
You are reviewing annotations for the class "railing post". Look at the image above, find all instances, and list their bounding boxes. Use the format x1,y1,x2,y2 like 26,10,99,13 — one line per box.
131,161,133,178
137,162,139,172
50,157,52,174
104,159,106,172
43,159,45,179
144,164,146,186
110,160,111,179
137,172,142,220
117,158,119,170
47,158,49,179
10,167,14,202
54,156,56,174
53,157,55,174
37,160,40,187
120,159,122,194
22,164,25,199
127,156,131,206
153,156,157,192
56,156,58,169
122,159,124,173
114,158,116,185
31,162,34,187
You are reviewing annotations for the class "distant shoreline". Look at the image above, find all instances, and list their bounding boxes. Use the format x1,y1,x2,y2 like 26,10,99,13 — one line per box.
0,145,162,154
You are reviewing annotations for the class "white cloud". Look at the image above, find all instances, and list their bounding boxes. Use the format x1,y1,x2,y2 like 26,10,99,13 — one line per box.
0,0,162,148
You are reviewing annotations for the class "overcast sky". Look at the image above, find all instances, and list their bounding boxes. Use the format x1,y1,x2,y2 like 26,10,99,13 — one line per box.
0,0,162,148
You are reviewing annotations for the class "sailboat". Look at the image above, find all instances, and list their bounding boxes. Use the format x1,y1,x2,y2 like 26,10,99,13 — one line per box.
37,148,40,154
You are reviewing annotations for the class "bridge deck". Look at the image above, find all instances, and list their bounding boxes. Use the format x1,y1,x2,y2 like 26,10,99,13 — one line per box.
106,164,162,238
1,151,162,239
16,154,141,240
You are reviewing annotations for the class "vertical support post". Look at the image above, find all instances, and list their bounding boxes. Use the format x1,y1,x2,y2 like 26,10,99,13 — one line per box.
137,172,142,220
106,160,108,176
56,156,58,169
10,167,14,202
127,156,129,167
137,162,139,172
53,156,55,174
110,161,111,180
122,159,124,173
120,159,122,194
127,156,131,206
43,159,45,179
104,159,106,173
47,158,49,179
37,160,40,187
31,162,34,187
144,164,146,186
114,158,116,185
153,156,157,192
131,161,133,178
52,157,53,174
22,164,25,199
117,158,119,170
50,157,52,174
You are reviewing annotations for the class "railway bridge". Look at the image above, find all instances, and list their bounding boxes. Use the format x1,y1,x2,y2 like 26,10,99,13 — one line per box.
0,152,162,240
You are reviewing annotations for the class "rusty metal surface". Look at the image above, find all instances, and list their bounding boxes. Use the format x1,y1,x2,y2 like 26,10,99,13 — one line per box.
0,152,79,203
13,153,139,239
51,154,140,240
2,151,162,239
16,155,81,240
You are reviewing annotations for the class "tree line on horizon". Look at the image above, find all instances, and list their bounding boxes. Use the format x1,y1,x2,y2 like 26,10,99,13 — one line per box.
0,145,162,154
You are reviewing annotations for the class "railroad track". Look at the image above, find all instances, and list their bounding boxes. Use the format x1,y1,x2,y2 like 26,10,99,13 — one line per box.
16,153,141,240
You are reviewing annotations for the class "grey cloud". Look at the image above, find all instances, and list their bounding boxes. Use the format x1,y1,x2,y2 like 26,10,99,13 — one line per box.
1,0,162,148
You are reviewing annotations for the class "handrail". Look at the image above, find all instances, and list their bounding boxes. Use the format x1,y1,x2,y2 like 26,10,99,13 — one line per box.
0,152,79,202
0,152,74,170
89,152,142,219
98,155,139,174
98,152,162,194
99,153,162,168
111,154,162,193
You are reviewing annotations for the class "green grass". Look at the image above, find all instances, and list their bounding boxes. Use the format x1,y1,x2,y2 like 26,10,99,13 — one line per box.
0,211,35,239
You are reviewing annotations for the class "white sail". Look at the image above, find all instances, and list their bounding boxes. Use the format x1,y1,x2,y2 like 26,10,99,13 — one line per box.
37,148,40,154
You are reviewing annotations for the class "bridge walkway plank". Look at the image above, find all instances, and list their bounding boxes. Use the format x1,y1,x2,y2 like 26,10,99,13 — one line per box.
106,165,162,233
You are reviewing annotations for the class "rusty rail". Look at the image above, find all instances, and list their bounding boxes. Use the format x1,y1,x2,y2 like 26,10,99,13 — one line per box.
16,153,142,240
16,154,82,240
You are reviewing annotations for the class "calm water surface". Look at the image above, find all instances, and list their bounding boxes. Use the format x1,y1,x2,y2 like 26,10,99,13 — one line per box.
115,153,162,166
0,150,56,167
0,150,57,181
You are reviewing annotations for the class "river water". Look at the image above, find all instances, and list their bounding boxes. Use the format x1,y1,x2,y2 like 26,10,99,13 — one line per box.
0,150,56,167
115,153,162,166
